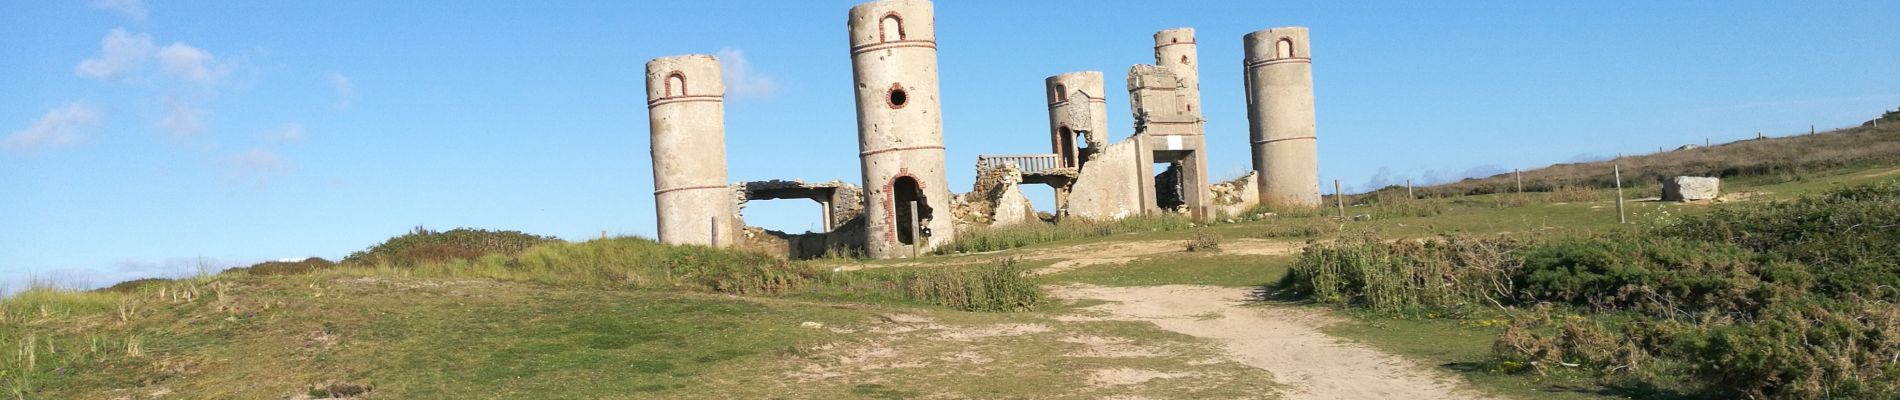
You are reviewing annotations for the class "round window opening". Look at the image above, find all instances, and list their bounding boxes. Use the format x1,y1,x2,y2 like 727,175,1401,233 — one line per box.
887,85,909,109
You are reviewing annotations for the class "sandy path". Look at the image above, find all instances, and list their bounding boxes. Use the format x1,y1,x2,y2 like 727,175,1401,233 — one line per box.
1052,284,1502,400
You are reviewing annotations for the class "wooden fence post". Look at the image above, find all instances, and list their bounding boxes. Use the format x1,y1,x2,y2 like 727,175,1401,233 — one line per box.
909,200,921,259
1334,180,1345,219
1614,164,1627,224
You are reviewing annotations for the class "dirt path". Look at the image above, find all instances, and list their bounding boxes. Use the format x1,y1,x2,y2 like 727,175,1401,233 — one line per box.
1052,284,1502,400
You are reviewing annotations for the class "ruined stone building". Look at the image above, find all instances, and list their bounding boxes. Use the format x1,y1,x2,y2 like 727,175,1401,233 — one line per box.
644,0,1321,259
1244,27,1321,207
644,55,738,247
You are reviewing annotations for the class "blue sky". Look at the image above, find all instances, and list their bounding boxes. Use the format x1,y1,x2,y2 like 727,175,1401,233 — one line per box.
4,1,1898,289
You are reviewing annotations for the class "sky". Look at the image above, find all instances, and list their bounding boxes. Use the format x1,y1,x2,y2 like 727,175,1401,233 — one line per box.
4,0,1898,290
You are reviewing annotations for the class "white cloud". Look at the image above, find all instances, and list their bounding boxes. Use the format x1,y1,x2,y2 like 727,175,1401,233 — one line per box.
3,103,103,153
88,0,147,21
221,148,290,187
158,43,226,83
156,98,207,141
328,72,355,110
264,123,304,143
715,48,777,99
75,28,156,81
76,28,226,84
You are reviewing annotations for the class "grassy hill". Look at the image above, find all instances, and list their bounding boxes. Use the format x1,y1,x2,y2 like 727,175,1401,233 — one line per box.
5,110,1900,399
1412,120,1900,197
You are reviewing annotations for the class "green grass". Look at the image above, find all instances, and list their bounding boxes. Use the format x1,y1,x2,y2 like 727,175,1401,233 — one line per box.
1320,314,1617,400
1042,254,1295,288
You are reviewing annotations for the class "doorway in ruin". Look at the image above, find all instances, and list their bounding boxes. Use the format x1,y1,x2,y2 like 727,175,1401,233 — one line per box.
1057,126,1078,167
892,176,931,245
1153,162,1185,211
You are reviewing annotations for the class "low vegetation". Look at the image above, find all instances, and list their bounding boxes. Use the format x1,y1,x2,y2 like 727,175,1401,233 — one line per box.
1282,180,1900,399
340,226,558,265
1418,123,1900,197
931,214,1192,255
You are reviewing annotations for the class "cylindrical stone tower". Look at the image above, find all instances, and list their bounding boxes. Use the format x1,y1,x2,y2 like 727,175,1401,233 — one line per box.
848,0,954,258
1044,71,1109,168
646,54,737,246
1243,27,1320,207
1153,28,1201,117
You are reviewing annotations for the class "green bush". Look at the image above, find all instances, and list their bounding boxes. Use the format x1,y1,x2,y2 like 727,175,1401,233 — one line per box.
1284,181,1900,398
1281,235,1523,315
896,261,1041,312
1183,229,1221,252
932,215,1191,255
227,257,336,276
342,227,559,266
1514,236,1763,316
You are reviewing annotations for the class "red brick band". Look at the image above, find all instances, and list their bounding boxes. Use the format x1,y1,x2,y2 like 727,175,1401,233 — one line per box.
1253,136,1317,144
653,184,728,196
851,40,937,55
647,95,723,108
1244,57,1312,69
860,145,945,157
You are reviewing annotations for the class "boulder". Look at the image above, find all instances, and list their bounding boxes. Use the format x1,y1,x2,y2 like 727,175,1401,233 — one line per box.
1662,176,1720,202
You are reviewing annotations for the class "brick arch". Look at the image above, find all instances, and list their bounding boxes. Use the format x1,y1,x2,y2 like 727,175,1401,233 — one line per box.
878,12,905,42
665,72,687,97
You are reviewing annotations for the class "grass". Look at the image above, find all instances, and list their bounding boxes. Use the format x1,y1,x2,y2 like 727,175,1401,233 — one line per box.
0,272,1276,398
1042,254,1295,288
1278,177,1900,399
1416,122,1900,197
931,214,1193,255
5,129,1895,398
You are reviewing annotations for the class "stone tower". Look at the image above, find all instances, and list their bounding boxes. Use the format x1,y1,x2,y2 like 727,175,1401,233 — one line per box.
1243,27,1320,207
848,0,954,258
1153,28,1202,118
645,54,737,247
1044,71,1108,168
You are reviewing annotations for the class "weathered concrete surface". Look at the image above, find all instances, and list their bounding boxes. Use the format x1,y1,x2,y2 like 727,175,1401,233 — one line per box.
1127,61,1211,219
952,163,1036,228
1046,72,1109,167
1244,27,1321,208
850,0,955,258
646,54,738,247
1662,176,1720,202
1067,138,1144,220
1153,28,1201,118
1210,171,1262,218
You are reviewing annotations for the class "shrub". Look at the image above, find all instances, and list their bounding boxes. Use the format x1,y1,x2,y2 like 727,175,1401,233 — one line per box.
896,261,1041,312
1514,236,1762,316
932,215,1191,255
342,227,559,266
229,257,336,276
1184,229,1221,252
1281,235,1524,315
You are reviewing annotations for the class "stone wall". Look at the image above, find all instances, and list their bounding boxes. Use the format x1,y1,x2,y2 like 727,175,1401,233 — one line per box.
1210,171,1262,218
1067,138,1145,220
952,163,1036,228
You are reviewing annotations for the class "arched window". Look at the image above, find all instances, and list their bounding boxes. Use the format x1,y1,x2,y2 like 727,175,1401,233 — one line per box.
1277,38,1294,58
665,73,687,97
879,14,905,42
1054,84,1068,102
